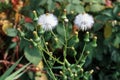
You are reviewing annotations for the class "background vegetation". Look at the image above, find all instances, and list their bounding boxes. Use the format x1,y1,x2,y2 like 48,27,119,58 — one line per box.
0,0,120,80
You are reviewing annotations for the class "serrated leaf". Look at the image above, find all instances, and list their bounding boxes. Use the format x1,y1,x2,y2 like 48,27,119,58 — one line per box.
24,46,42,65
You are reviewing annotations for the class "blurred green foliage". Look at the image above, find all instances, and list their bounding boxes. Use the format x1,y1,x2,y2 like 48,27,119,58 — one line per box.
0,0,120,80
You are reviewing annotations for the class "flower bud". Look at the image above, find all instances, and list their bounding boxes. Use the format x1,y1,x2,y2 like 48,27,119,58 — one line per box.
112,20,117,26
54,38,58,42
80,68,84,72
59,71,63,75
74,73,77,77
89,69,94,74
64,18,69,23
65,59,70,67
17,28,25,37
86,51,90,55
30,39,37,46
84,31,90,42
92,36,97,47
33,10,38,21
45,42,48,45
61,9,67,19
71,11,74,14
33,31,40,42
37,25,45,34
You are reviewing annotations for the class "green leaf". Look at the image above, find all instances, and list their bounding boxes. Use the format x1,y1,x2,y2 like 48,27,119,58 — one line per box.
90,3,104,12
113,36,120,48
74,5,84,13
24,46,42,65
8,42,17,49
38,0,47,6
5,63,30,80
68,35,79,47
101,9,113,18
113,5,120,20
47,0,55,11
0,57,22,80
72,0,80,4
24,23,34,31
111,51,120,62
66,4,84,13
56,24,65,37
84,0,105,4
6,28,18,37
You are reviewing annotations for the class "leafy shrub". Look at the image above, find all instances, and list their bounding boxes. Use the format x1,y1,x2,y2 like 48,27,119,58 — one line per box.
0,0,120,80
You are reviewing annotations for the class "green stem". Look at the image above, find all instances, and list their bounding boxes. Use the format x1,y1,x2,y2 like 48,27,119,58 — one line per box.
41,36,63,65
76,43,86,64
38,45,63,65
62,21,68,80
41,51,57,80
51,30,65,46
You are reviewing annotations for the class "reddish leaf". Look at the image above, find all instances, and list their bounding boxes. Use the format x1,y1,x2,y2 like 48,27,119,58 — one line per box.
25,17,33,23
11,0,19,6
105,0,113,8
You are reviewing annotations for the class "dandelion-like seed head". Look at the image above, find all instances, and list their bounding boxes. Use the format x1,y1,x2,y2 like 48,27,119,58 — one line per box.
74,13,94,31
38,13,58,31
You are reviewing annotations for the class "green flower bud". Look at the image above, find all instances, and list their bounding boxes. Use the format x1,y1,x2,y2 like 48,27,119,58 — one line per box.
70,73,74,77
64,18,69,22
74,73,77,77
37,25,45,34
54,38,58,42
45,42,48,45
71,11,74,14
30,39,37,46
80,68,84,72
92,36,97,47
33,10,38,21
59,71,63,74
89,69,94,74
65,59,70,67
63,76,67,80
61,14,67,19
33,31,40,42
112,20,117,26
17,28,25,37
73,50,77,56
75,31,79,43
84,31,90,42
61,9,67,19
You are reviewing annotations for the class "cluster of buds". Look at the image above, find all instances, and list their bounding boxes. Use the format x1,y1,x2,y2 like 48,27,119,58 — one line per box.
59,59,94,80
84,31,97,47
61,9,69,23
